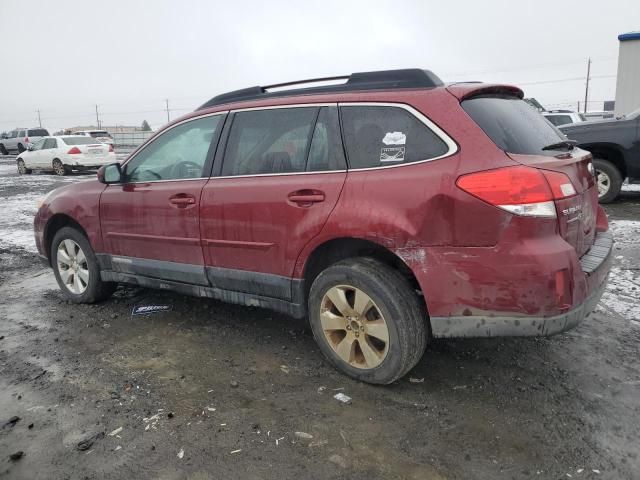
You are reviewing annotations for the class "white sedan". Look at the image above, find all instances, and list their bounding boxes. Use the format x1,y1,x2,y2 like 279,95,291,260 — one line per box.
16,136,117,176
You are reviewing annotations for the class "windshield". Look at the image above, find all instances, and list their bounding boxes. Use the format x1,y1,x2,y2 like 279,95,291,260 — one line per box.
462,95,566,155
62,136,104,145
623,107,640,120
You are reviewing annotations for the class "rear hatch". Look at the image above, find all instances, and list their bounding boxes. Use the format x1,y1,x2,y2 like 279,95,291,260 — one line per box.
458,90,598,257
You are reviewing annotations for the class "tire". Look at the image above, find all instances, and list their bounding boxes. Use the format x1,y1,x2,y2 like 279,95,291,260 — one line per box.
0,144,7,155
17,143,25,153
52,158,69,176
593,158,622,204
16,159,32,175
308,257,427,384
51,226,117,303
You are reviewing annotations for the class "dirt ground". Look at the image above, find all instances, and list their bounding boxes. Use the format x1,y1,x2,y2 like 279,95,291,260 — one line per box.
1,157,639,480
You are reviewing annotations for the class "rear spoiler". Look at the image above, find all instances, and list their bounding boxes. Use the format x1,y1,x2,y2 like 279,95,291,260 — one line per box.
446,83,524,101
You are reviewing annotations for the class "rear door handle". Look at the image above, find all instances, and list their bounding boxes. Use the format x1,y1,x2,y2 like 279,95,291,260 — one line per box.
288,190,325,206
169,193,196,208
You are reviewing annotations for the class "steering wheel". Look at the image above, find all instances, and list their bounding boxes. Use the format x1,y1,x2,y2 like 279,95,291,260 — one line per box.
172,160,202,178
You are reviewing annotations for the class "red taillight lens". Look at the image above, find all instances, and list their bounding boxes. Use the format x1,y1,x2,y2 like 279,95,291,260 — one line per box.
24,137,29,143
67,147,81,154
457,166,553,205
108,144,114,152
456,166,576,217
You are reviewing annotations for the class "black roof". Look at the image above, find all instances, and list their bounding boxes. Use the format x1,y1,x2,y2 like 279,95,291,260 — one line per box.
197,68,443,110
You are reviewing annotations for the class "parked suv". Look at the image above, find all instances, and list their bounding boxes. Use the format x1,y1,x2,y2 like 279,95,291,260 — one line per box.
34,69,612,384
0,127,50,154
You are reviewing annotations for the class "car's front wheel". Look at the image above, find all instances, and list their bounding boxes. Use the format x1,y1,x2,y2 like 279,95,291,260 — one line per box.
52,158,69,176
17,159,32,175
308,258,427,384
0,144,7,155
51,227,117,303
593,158,622,204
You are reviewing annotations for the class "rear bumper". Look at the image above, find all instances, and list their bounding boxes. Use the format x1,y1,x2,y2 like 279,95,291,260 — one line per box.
429,230,613,338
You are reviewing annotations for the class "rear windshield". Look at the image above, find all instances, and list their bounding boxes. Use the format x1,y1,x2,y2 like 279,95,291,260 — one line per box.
62,136,103,145
28,128,49,137
462,96,565,155
90,131,112,138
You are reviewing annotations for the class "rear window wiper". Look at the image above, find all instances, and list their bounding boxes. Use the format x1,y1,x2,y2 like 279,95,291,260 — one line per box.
542,139,577,151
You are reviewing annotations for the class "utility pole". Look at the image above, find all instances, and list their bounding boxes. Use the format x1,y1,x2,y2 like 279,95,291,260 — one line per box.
95,104,101,128
36,109,42,127
165,99,170,123
583,57,591,114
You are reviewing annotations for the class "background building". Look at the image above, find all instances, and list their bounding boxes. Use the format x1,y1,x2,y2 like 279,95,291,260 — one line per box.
615,31,640,116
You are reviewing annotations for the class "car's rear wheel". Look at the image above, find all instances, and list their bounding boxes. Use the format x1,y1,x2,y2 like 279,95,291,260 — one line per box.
17,159,32,175
17,143,25,153
593,158,622,204
51,227,117,303
52,158,69,176
308,258,427,384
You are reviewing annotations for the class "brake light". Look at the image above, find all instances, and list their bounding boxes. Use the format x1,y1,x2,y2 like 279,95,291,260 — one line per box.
67,147,81,154
456,166,576,218
24,137,29,143
108,144,114,152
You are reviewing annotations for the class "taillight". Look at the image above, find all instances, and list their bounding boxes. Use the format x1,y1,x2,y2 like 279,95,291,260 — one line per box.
24,137,29,143
456,166,576,218
108,144,114,152
67,147,81,154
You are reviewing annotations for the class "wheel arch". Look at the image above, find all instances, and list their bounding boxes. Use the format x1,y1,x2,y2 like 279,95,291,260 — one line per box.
44,214,90,265
582,143,627,180
300,236,428,315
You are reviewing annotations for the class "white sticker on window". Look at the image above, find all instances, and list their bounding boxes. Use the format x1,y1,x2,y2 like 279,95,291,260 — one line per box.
380,147,405,162
382,131,406,145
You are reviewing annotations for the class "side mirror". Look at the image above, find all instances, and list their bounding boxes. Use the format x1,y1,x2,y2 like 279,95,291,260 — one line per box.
27,144,34,151
98,163,122,184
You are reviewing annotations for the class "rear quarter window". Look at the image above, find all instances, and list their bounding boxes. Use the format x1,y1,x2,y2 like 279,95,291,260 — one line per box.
340,106,449,169
462,96,566,155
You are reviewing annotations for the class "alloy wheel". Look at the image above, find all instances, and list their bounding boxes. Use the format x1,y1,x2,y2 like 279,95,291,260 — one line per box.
17,160,26,174
57,239,89,294
53,159,65,176
320,285,389,369
596,169,610,198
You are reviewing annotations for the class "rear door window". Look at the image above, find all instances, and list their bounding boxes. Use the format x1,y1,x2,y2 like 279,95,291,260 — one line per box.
222,107,318,176
462,96,566,155
43,138,56,149
340,105,449,169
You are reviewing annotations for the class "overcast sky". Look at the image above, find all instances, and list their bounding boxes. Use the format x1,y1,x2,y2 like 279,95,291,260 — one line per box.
0,0,637,132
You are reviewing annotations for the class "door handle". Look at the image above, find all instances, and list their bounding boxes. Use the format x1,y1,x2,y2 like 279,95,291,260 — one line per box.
169,194,196,208
288,190,325,206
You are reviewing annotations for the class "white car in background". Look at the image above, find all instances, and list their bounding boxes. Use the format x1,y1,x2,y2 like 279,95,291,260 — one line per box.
73,130,114,145
16,136,117,176
542,110,586,127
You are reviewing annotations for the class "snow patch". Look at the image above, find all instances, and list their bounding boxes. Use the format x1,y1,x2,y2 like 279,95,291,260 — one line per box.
598,220,640,321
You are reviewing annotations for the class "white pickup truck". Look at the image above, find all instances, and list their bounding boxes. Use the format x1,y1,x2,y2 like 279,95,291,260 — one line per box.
0,127,50,154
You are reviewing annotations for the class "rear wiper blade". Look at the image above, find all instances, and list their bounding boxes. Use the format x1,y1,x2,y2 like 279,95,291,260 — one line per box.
542,140,577,151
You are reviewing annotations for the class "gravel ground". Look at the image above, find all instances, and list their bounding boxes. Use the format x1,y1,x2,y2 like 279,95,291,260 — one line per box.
0,156,639,480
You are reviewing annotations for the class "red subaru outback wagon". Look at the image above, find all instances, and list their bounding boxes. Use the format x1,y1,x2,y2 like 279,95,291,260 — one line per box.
34,69,612,384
